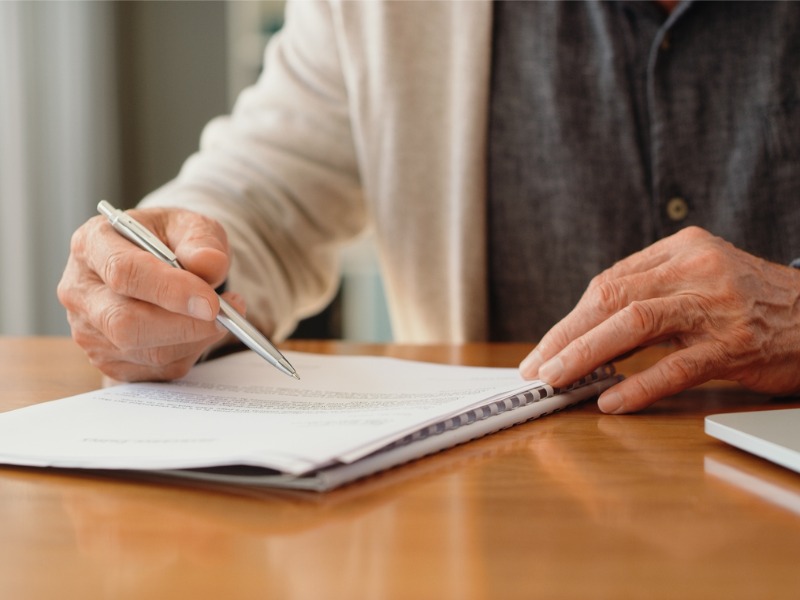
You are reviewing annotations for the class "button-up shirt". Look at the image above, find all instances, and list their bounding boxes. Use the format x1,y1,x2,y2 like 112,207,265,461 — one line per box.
488,0,800,341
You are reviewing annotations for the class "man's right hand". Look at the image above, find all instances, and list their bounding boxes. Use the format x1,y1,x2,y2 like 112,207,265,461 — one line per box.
58,207,243,381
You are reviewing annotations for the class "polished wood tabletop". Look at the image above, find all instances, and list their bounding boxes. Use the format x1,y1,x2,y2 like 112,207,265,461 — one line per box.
1,337,799,599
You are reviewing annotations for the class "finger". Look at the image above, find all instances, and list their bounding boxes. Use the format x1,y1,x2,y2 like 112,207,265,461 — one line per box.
222,291,247,316
597,343,723,414
115,335,217,378
521,265,679,378
71,315,224,381
594,226,712,284
520,230,722,379
152,209,230,287
592,243,671,285
58,250,103,318
89,345,212,381
71,301,226,363
85,283,225,351
83,217,221,321
96,351,207,382
535,295,702,387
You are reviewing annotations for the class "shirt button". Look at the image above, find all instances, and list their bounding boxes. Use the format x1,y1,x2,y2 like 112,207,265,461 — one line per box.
666,197,689,221
660,32,671,51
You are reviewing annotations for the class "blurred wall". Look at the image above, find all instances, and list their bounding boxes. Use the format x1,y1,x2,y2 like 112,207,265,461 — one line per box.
116,1,229,209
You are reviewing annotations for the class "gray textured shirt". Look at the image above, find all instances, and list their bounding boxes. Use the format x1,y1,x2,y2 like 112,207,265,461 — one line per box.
488,0,800,342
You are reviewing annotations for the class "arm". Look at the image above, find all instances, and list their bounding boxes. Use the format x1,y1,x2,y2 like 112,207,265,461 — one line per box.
59,0,366,380
141,0,366,341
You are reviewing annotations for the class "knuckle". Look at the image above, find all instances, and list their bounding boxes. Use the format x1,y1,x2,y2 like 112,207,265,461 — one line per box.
68,227,84,254
67,330,126,379
68,326,108,363
663,354,698,383
85,350,114,374
696,247,726,274
205,215,229,245
589,280,627,315
57,262,89,311
677,226,723,248
620,301,659,335
140,345,198,380
68,220,93,255
569,335,594,362
585,273,607,295
173,210,230,259
625,376,660,404
94,360,136,383
56,278,73,309
663,351,717,387
193,212,228,243
157,359,196,381
102,251,137,293
678,246,709,271
148,275,180,309
140,345,174,368
71,325,97,352
537,326,570,357
57,282,83,312
99,303,140,349
677,225,709,242
69,217,107,264
727,323,760,354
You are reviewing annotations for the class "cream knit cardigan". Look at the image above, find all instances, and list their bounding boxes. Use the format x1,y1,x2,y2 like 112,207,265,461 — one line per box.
143,0,494,343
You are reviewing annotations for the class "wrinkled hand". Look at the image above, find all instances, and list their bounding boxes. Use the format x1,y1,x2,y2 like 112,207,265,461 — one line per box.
58,207,244,381
519,227,800,413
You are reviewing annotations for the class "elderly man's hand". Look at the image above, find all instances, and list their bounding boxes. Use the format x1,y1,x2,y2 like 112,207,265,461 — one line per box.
58,207,244,381
520,227,800,413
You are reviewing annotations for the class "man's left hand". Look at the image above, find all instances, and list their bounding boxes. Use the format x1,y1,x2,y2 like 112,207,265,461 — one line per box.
519,226,800,413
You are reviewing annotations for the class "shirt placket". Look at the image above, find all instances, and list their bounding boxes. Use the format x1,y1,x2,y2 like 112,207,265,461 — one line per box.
645,3,695,241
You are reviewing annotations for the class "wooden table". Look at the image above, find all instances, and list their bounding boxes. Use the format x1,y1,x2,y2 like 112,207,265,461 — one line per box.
1,337,799,599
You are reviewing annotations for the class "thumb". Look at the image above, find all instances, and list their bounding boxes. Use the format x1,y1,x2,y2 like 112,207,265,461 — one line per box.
163,209,231,288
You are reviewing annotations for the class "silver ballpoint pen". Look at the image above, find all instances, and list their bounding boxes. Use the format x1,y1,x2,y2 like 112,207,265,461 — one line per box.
97,200,299,380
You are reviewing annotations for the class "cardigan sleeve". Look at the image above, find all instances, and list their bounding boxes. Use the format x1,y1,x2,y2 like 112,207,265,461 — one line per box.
140,0,366,341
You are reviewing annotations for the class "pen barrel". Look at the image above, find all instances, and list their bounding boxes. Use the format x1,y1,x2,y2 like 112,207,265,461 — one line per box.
216,297,298,379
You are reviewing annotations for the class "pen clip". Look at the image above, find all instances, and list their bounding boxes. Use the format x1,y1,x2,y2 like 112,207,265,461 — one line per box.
98,200,179,267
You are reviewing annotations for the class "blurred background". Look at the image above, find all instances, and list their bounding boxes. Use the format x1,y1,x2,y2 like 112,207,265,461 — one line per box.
0,0,391,342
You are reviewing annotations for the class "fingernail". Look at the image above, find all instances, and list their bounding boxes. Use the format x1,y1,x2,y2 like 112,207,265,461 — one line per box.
519,349,543,376
188,296,214,321
538,356,564,383
598,391,623,414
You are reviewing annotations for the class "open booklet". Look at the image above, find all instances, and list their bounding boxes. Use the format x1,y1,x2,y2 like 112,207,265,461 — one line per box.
0,351,619,491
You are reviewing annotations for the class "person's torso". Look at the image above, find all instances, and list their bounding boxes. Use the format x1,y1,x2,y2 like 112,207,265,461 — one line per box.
487,0,800,341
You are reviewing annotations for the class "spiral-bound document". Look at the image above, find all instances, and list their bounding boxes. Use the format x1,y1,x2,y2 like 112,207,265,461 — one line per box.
0,351,618,491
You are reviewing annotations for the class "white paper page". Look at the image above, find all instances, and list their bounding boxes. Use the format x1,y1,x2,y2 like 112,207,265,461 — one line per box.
0,351,537,475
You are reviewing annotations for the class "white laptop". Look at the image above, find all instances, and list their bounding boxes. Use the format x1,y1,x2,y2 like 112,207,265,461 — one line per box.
705,409,800,475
